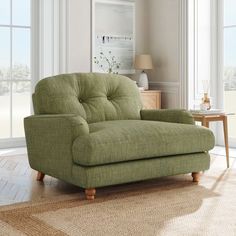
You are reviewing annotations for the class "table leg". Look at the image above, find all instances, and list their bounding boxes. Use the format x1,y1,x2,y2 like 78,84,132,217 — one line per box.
223,116,230,168
202,118,208,127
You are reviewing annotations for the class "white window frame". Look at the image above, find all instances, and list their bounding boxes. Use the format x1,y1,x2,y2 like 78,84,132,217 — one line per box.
0,0,39,148
188,0,228,145
188,0,213,110
215,0,236,147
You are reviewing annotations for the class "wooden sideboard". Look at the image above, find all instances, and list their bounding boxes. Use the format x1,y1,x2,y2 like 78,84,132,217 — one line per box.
140,90,161,109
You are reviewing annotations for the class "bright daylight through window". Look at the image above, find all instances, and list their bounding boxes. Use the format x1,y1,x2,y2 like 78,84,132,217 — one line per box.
224,0,236,142
0,0,31,139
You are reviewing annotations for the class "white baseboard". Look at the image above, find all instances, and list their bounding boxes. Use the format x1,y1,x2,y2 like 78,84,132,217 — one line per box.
0,138,26,149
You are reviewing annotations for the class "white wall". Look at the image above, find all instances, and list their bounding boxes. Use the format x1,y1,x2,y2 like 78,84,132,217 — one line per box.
67,0,149,73
67,0,91,72
147,0,187,109
40,0,186,108
135,0,149,55
148,0,179,83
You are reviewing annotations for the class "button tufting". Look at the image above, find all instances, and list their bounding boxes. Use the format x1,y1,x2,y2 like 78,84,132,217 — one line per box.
107,96,111,100
79,99,83,103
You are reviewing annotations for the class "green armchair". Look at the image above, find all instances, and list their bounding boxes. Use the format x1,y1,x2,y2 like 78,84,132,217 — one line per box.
24,73,215,200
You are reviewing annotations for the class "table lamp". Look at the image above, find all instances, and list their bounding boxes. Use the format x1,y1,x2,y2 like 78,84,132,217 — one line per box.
134,54,153,90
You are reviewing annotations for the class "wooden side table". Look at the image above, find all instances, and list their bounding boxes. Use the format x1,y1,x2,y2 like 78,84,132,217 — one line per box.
140,90,161,109
192,113,229,168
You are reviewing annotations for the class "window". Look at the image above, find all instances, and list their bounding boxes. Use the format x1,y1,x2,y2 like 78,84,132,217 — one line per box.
188,0,211,109
223,0,236,145
0,0,31,140
188,0,236,147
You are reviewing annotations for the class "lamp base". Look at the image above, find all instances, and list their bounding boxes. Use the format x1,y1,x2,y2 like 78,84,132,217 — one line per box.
138,72,149,90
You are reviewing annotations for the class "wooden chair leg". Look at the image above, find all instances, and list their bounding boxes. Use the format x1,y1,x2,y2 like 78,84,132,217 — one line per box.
36,171,45,181
192,172,200,183
85,188,96,200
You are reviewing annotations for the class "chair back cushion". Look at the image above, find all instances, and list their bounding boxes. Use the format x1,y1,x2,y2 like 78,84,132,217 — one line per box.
33,73,142,123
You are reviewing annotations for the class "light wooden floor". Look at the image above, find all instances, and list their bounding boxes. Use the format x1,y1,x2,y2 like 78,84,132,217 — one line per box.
0,154,82,206
0,149,234,206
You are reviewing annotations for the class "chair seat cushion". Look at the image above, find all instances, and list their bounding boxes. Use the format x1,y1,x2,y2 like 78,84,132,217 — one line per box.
72,120,215,166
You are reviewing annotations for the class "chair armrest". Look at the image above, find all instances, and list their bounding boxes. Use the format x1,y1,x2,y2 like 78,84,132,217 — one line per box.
24,114,89,180
24,114,89,140
140,109,195,125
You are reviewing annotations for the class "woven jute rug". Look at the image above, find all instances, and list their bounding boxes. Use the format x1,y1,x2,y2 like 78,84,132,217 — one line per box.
0,156,236,236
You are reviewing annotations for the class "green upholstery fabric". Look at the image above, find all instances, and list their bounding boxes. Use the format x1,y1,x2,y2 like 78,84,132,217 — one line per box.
24,114,88,182
141,109,195,124
72,152,210,188
72,120,214,166
24,73,215,191
33,73,142,123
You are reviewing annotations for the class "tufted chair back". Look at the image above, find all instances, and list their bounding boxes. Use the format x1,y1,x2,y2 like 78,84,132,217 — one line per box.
33,73,142,123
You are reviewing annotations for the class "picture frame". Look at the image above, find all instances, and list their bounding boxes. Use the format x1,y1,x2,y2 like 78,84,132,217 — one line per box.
92,0,135,74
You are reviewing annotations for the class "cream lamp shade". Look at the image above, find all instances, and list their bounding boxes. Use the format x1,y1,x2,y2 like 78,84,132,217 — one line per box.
134,54,153,90
134,54,153,70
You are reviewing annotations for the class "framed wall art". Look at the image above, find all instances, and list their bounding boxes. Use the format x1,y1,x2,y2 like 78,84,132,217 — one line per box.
92,0,135,74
